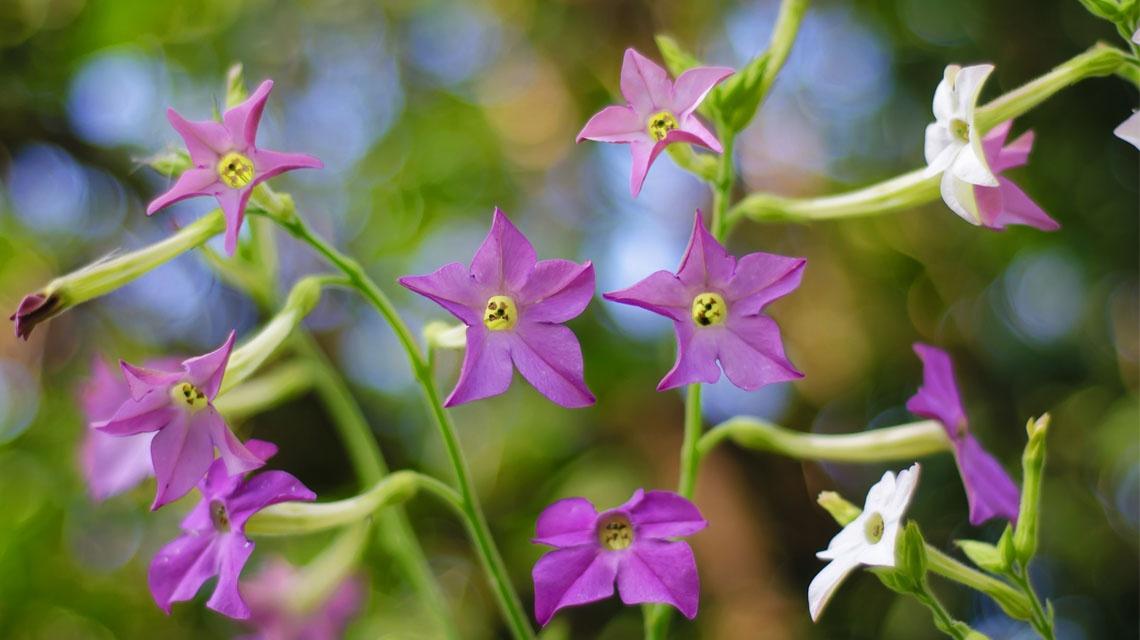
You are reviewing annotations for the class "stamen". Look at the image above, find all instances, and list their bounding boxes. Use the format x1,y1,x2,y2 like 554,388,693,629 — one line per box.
864,512,885,544
209,500,231,532
646,110,679,142
690,292,727,327
597,514,633,551
483,295,518,331
949,118,970,143
216,151,255,189
169,382,208,413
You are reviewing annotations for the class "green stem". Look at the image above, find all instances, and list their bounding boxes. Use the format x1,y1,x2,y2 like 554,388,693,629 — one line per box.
1008,567,1055,640
698,418,953,462
213,360,315,420
925,546,1032,621
912,584,970,640
271,212,535,640
729,43,1131,225
678,385,703,499
710,133,736,240
758,0,810,99
246,470,422,535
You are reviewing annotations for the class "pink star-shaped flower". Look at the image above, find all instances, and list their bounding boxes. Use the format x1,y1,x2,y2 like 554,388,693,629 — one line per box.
147,80,322,254
577,48,732,197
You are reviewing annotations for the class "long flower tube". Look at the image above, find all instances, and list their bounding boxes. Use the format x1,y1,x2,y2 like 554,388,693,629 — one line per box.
727,43,1132,226
697,418,953,462
254,208,536,640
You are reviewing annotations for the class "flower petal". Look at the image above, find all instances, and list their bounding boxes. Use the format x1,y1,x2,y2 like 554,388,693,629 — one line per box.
616,539,700,619
1114,111,1140,150
202,408,265,477
949,143,997,187
629,138,667,197
954,63,994,117
620,48,672,113
807,556,859,622
657,322,722,391
602,270,691,322
183,331,236,399
120,360,181,401
223,79,273,150
517,259,595,324
718,315,803,391
672,116,722,153
980,121,1014,170
226,470,316,528
94,391,177,436
905,343,968,438
146,168,222,216
470,208,538,293
985,177,1059,231
167,108,230,165
625,490,706,539
151,412,215,510
676,212,735,290
445,327,514,406
81,429,155,501
576,105,647,143
532,545,617,626
206,534,255,619
954,435,1020,525
510,323,595,408
940,170,982,225
931,66,957,122
924,123,956,171
725,254,805,314
399,263,484,326
250,148,323,183
533,497,599,548
216,188,254,256
148,532,218,614
671,66,734,118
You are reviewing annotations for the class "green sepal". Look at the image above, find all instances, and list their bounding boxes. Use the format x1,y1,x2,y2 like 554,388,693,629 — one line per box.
954,539,1006,574
711,52,771,133
142,148,191,177
872,567,917,595
817,490,861,527
898,521,928,586
997,524,1017,569
225,62,248,109
1014,415,1049,564
655,35,701,77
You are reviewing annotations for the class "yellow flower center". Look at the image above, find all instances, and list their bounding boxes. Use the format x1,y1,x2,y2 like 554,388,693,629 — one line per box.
598,514,633,551
691,292,727,327
646,110,679,142
169,382,208,413
949,118,970,143
864,512,885,544
483,295,518,331
209,500,231,532
217,151,255,188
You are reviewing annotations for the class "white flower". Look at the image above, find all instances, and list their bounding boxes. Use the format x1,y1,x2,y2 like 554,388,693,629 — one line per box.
1114,30,1140,150
808,463,921,621
924,64,998,193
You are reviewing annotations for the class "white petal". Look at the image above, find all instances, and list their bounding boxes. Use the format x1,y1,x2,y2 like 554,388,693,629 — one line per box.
953,63,994,116
924,122,956,168
859,521,901,568
1114,112,1140,150
932,65,959,122
940,170,982,225
808,557,860,622
949,144,998,186
863,470,897,513
817,516,870,561
887,463,922,519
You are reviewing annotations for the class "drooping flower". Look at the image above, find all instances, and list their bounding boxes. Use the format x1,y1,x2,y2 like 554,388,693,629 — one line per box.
924,64,999,192
939,120,1059,231
9,292,61,340
240,559,364,640
399,208,596,408
147,80,322,255
1115,31,1140,149
79,357,177,501
808,464,921,621
149,441,316,620
906,343,1020,525
603,212,804,392
577,48,733,196
531,489,707,625
94,332,267,509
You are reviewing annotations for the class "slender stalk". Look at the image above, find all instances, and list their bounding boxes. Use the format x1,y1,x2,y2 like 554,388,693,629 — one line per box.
710,132,736,240
1007,568,1055,640
268,212,535,640
678,385,703,499
925,546,1032,621
757,0,810,99
213,360,315,420
697,418,953,462
729,43,1132,225
246,470,422,535
912,585,970,640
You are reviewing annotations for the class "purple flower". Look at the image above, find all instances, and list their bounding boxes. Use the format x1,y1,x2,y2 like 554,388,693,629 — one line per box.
240,559,364,640
147,80,322,255
906,343,1020,525
940,121,1060,231
399,208,596,408
94,332,267,509
603,212,804,392
577,48,732,196
531,489,707,625
149,440,315,620
79,357,177,501
9,292,61,340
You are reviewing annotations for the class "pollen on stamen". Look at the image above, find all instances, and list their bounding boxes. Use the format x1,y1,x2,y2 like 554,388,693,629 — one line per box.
690,292,727,327
217,151,255,189
646,110,679,142
598,514,633,551
169,382,208,413
949,118,970,142
863,512,885,544
483,295,518,331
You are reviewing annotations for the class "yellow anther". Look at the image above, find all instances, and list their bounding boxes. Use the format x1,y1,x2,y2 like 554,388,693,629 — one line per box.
483,295,518,331
217,151,255,188
598,514,633,551
169,382,208,413
646,110,679,142
691,292,727,327
949,118,970,143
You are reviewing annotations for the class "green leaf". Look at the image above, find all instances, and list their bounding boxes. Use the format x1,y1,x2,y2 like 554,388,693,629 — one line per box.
655,35,701,77
711,52,771,132
955,539,1006,573
1077,0,1121,20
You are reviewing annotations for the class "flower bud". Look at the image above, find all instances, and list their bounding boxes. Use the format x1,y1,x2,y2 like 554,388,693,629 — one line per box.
1014,414,1050,564
817,491,861,526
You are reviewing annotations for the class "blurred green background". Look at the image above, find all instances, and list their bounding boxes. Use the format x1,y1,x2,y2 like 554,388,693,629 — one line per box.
0,0,1136,638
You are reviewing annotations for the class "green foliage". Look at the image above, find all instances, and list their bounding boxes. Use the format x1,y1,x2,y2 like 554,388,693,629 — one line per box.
954,539,1007,573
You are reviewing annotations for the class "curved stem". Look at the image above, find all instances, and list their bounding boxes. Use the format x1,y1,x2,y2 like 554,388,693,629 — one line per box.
729,43,1131,225
246,470,423,535
698,418,953,462
925,546,1032,622
270,212,535,640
